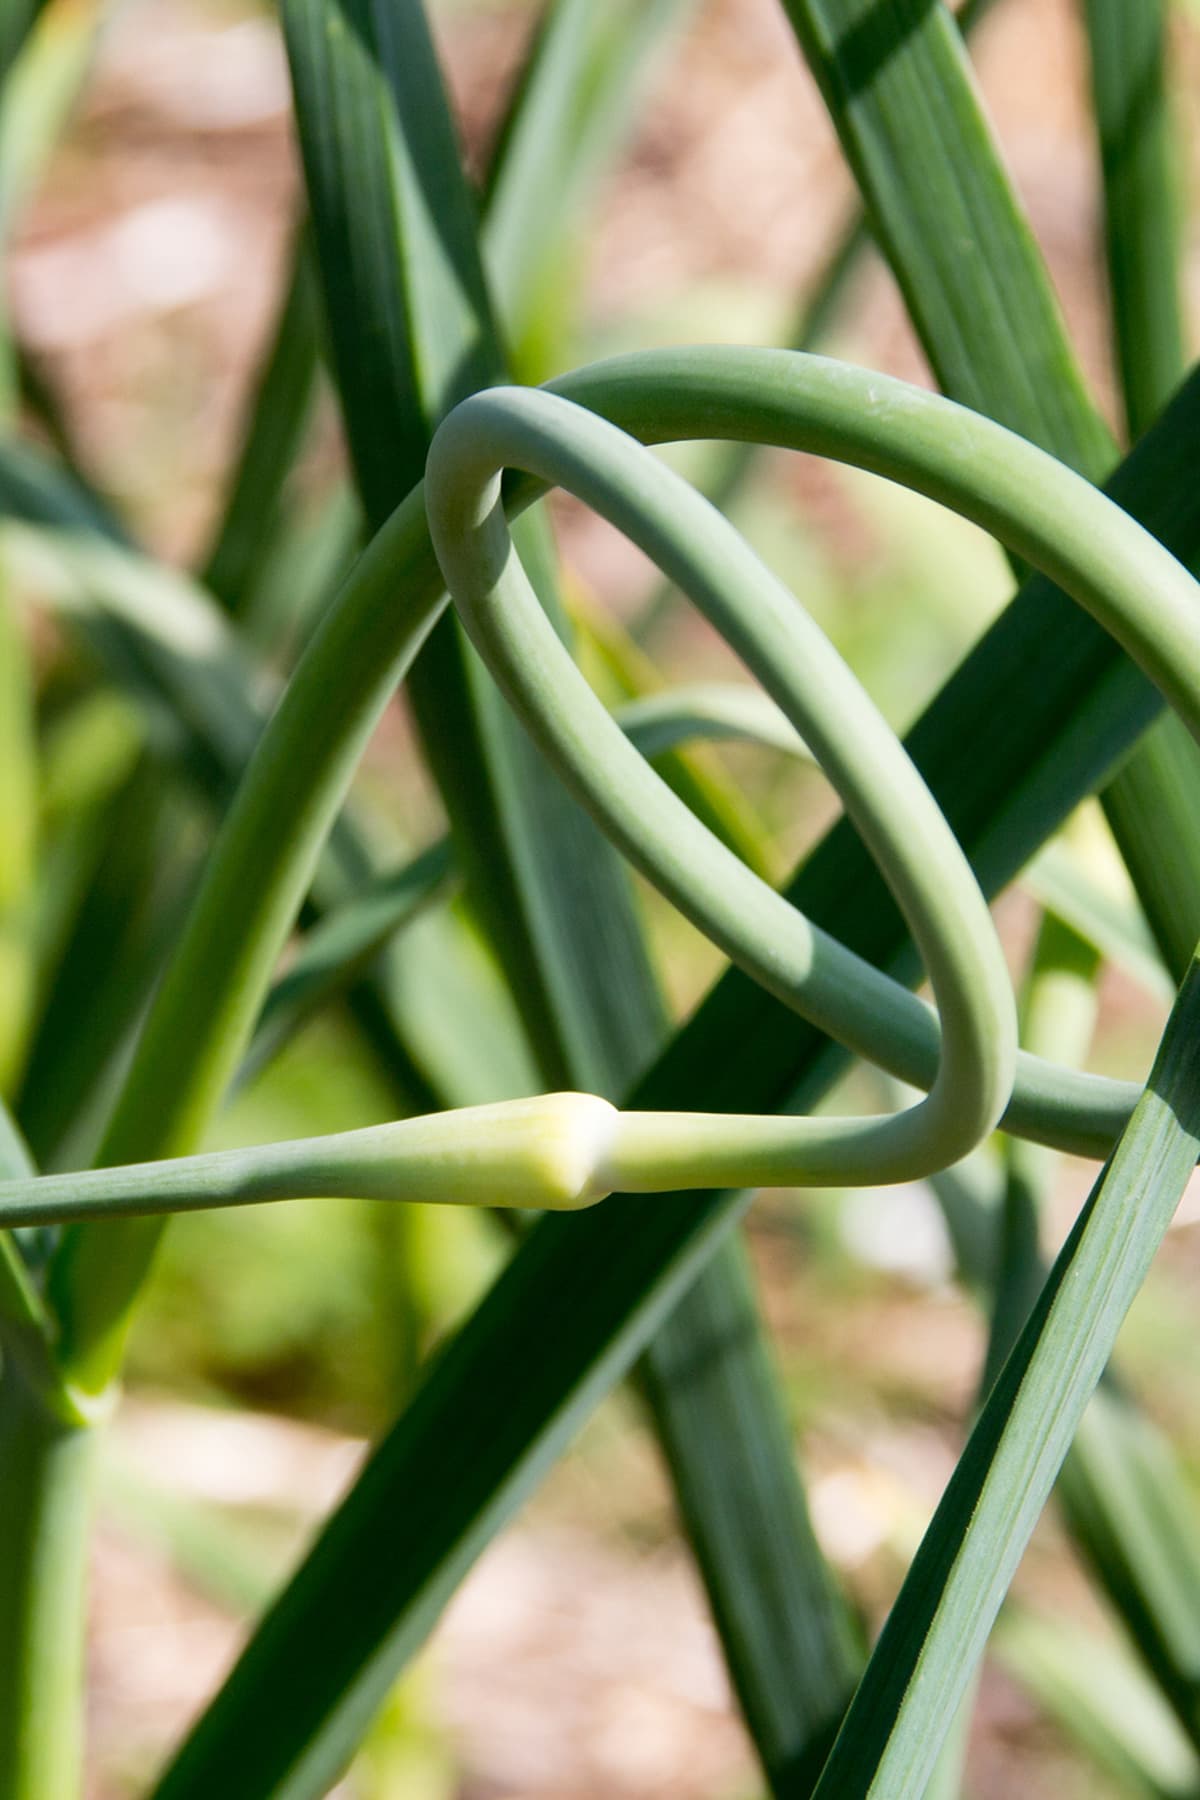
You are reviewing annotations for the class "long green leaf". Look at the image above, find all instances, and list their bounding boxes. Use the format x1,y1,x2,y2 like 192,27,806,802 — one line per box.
1084,0,1184,442
1024,843,1173,1005
0,0,103,243
481,0,694,378
151,361,1200,1800
809,955,1200,1796
15,759,193,1170
200,235,323,618
285,0,660,1085
285,6,858,1790
777,0,1200,1727
981,913,1100,1394
1081,0,1200,982
775,0,1200,975
994,1608,1200,1800
945,911,1200,1763
636,1246,863,1792
238,839,454,1090
777,0,1112,463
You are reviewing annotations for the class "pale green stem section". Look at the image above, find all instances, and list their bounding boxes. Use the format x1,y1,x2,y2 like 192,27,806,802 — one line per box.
52,348,1200,1394
426,386,1018,1186
0,1372,95,1800
0,1061,1161,1231
0,1105,96,1800
1,1096,619,1223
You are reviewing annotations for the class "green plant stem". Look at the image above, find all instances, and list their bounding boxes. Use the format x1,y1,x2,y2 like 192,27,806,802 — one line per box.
425,384,1018,1183
47,348,1200,1395
0,1110,93,1800
148,362,1200,1800
0,1370,95,1800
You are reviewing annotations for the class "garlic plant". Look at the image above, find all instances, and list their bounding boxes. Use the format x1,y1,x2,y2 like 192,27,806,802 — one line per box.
1,0,1198,1796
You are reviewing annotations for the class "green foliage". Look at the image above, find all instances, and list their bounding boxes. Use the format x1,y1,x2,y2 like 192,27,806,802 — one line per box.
0,1,1198,1797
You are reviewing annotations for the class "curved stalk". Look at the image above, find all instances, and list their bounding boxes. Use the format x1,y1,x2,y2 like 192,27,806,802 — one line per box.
427,384,1017,1187
52,348,1200,1392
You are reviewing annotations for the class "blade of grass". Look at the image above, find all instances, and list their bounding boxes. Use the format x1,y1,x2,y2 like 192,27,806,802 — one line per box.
980,913,1101,1395
235,478,361,663
771,1,1200,1730
634,0,1002,645
777,0,1113,463
481,0,694,379
1060,1388,1200,1758
199,232,323,618
0,0,105,431
0,0,46,88
0,0,103,244
1084,0,1185,442
285,5,860,1787
994,1608,1200,1800
25,692,143,1043
1100,724,1200,982
930,909,1200,1753
808,954,1200,1796
575,604,778,875
778,0,1200,985
238,839,455,1091
636,1244,864,1792
1082,0,1200,982
285,0,659,1085
15,758,195,1170
976,913,1200,1729
150,355,1200,1799
1024,843,1173,1006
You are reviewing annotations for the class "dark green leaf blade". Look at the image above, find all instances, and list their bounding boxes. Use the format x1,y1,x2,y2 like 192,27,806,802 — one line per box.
1082,0,1200,982
810,956,1200,1797
637,1244,863,1794
285,4,860,1792
777,0,1113,465
200,235,323,618
1084,0,1185,443
745,0,1200,1731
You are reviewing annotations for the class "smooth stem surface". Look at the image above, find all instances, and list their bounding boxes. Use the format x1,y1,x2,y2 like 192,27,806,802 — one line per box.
426,386,1016,1186
0,1368,95,1800
0,1097,620,1223
52,349,1200,1395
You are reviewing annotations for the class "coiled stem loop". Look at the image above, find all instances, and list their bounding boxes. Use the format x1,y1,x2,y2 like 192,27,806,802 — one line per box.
426,382,1017,1189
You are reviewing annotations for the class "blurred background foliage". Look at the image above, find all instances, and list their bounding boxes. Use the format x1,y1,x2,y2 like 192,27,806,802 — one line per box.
2,0,1199,1792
